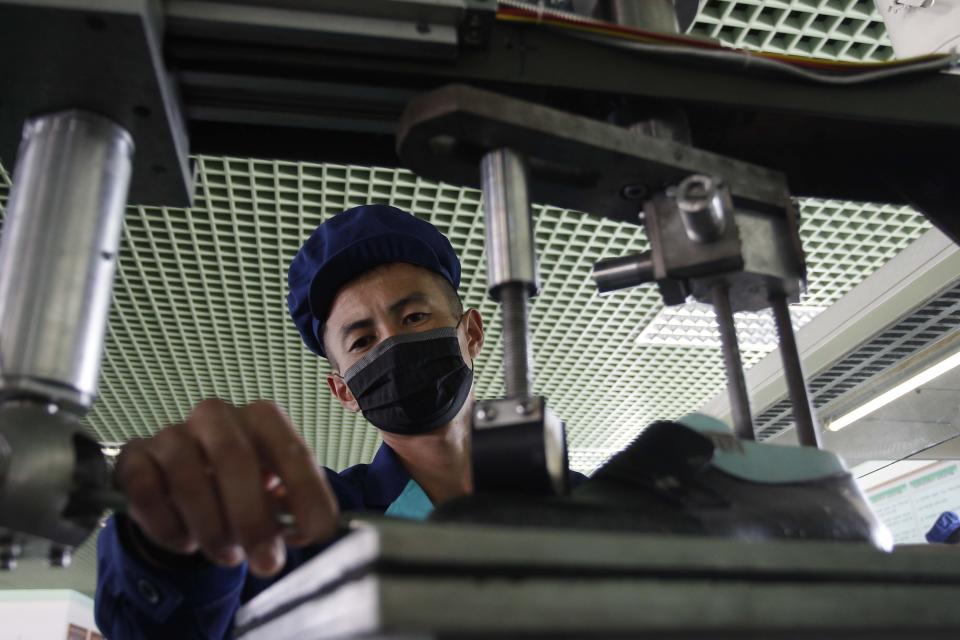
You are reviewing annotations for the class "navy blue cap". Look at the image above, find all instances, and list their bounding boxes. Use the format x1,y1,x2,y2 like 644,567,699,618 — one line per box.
926,511,960,543
287,204,461,358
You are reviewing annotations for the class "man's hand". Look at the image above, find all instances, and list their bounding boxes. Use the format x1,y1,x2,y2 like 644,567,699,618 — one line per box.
114,399,339,577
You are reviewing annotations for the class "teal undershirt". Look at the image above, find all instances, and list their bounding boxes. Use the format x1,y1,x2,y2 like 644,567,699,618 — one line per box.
384,479,435,521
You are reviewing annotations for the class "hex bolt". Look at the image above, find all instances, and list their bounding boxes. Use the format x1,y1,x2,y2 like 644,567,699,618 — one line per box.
0,554,16,571
476,405,497,422
675,174,729,244
0,543,21,571
49,545,72,569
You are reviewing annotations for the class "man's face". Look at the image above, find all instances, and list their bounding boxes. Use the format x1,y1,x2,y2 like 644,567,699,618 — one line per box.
323,262,483,413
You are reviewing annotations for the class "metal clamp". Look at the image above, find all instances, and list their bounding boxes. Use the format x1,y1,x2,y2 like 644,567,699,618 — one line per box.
469,146,568,494
398,84,823,452
472,396,568,495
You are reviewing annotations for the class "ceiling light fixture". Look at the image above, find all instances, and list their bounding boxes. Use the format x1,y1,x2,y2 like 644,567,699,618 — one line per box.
827,349,960,432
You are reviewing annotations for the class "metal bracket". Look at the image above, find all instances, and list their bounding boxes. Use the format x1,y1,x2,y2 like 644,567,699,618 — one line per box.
0,0,192,207
398,84,821,446
397,84,792,227
473,396,568,495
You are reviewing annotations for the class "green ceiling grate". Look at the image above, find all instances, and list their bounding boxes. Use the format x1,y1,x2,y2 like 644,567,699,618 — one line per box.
688,0,895,61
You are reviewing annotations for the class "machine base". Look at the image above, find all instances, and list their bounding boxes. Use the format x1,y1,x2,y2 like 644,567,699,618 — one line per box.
234,518,960,639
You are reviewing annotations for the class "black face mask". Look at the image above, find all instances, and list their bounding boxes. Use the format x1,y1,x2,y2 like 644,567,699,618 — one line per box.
341,323,473,435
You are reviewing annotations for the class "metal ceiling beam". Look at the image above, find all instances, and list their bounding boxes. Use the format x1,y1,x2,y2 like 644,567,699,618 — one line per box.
0,0,193,207
163,14,960,239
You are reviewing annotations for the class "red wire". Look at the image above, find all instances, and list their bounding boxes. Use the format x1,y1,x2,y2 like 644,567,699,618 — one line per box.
495,4,919,73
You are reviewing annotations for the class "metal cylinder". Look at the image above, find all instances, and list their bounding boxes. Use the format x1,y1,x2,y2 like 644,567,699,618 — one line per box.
592,252,655,293
0,111,134,413
676,175,728,244
608,0,678,33
481,147,537,398
712,283,755,441
770,293,823,448
481,148,538,298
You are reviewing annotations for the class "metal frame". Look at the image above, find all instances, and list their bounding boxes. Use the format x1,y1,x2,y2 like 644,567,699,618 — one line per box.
163,9,960,238
0,0,192,207
236,517,960,639
702,228,960,433
0,0,957,576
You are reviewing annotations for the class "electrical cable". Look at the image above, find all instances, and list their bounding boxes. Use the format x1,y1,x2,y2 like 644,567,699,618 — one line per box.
568,30,958,85
496,0,959,84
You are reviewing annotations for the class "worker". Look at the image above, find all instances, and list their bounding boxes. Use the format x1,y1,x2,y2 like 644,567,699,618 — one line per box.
95,204,578,638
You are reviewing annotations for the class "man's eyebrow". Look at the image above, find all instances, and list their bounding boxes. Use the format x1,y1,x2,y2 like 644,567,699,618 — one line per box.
389,292,429,315
339,318,374,342
338,293,431,342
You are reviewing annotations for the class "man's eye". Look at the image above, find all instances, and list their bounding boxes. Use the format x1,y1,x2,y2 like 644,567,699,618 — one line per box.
404,312,428,325
349,336,373,351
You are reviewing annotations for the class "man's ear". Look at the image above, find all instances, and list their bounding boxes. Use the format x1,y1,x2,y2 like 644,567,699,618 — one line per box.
327,373,360,412
463,308,484,361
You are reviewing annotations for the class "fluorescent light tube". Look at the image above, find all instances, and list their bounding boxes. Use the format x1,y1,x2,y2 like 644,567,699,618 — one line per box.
827,350,960,432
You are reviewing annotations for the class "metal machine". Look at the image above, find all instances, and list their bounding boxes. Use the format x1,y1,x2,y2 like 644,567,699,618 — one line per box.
0,0,191,567
1,0,960,636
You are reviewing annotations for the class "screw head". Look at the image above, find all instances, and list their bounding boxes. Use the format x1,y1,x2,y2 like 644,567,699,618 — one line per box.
428,135,457,156
0,542,19,571
620,184,647,201
476,405,497,422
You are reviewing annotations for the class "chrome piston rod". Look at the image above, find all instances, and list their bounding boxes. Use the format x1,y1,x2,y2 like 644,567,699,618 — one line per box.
0,110,133,561
475,148,567,496
0,111,133,413
481,148,538,397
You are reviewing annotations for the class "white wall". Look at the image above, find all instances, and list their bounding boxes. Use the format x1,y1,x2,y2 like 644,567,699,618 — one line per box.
0,590,100,640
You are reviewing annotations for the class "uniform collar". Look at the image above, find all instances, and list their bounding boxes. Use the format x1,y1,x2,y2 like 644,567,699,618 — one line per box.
363,443,413,509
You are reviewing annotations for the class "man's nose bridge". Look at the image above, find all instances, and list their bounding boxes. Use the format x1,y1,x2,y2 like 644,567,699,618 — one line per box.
373,316,405,345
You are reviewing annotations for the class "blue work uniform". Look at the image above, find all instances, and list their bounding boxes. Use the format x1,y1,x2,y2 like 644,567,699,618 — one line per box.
96,444,440,639
96,444,584,639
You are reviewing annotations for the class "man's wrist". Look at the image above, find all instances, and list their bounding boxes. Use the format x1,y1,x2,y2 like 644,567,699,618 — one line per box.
114,513,212,571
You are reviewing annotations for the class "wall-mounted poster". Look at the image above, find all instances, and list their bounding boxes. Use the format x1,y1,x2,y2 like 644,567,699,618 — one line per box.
867,461,960,544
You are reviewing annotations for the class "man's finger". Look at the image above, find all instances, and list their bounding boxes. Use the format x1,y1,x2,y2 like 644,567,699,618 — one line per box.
185,399,283,577
115,441,192,554
240,401,339,546
149,424,239,566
